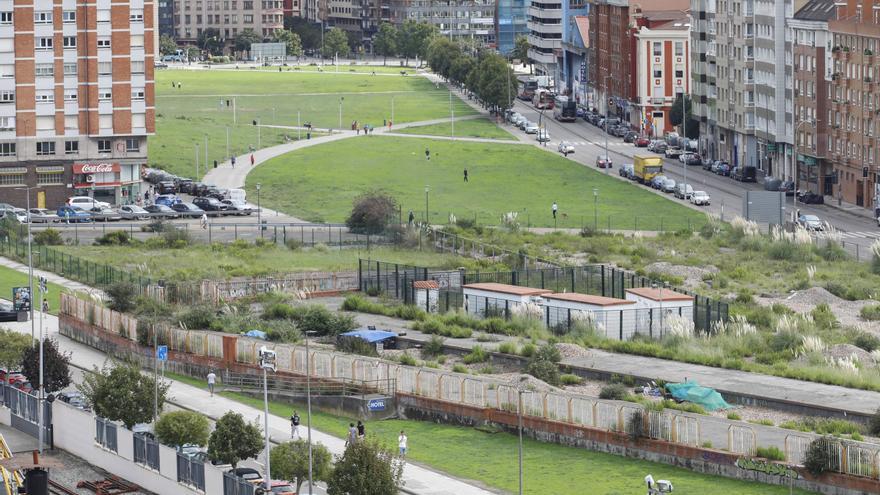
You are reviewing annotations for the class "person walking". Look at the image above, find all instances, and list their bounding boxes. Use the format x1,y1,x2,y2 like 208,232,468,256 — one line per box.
356,420,365,439
206,370,216,397
250,153,255,166
408,210,415,226
290,411,301,440
463,168,468,182
398,430,408,458
346,423,358,446
230,155,236,168
425,147,430,161
200,213,208,230
552,201,558,220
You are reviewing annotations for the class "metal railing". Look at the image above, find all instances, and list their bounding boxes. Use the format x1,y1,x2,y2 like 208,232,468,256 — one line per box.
95,417,118,453
177,452,206,491
133,434,160,471
223,471,255,495
222,370,396,398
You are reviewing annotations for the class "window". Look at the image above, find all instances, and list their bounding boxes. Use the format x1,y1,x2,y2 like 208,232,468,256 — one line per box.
0,91,13,103
98,91,112,101
35,92,53,103
98,140,111,153
97,9,110,23
63,63,77,76
653,69,662,78
64,140,78,154
97,37,110,48
130,9,144,21
64,90,77,101
653,42,662,57
0,117,12,131
674,41,684,57
35,64,53,77
62,10,76,23
0,12,12,25
131,61,145,74
0,143,15,156
36,141,55,155
244,14,253,22
36,169,63,185
34,11,52,24
98,62,112,75
125,138,139,152
36,37,53,50
62,36,76,48
0,169,24,186
244,0,253,7
675,69,683,78
131,35,144,47
131,89,145,101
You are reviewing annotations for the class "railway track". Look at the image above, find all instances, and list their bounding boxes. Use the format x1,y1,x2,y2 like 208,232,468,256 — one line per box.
48,479,79,495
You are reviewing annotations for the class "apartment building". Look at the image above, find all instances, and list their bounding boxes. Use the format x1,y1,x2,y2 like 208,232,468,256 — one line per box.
791,0,834,198
0,0,155,209
633,11,690,136
527,0,562,78
689,0,716,157
496,0,528,55
173,0,283,43
326,0,390,46
389,0,495,46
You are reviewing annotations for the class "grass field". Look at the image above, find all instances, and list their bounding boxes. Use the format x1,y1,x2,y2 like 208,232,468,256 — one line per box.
394,118,516,140
0,265,63,314
57,244,501,281
244,136,707,230
151,70,474,179
165,372,809,495
242,64,423,74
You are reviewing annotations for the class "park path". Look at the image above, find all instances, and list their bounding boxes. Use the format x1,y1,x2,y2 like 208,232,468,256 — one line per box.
0,261,500,495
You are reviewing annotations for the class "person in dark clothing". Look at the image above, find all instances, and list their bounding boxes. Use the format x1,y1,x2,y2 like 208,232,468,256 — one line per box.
425,148,430,160
463,168,468,182
230,155,236,168
408,210,415,225
357,420,365,439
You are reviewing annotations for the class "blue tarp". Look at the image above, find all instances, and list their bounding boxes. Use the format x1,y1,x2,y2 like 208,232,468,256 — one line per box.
244,330,268,340
340,329,397,343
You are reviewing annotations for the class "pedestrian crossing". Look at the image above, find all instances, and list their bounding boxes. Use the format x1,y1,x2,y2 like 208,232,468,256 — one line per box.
836,231,880,240
551,140,632,148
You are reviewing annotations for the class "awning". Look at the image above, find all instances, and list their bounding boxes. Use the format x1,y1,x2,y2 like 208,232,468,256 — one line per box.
340,329,397,343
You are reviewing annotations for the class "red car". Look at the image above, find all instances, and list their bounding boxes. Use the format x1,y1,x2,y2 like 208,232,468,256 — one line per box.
0,369,26,385
596,156,613,169
635,136,651,147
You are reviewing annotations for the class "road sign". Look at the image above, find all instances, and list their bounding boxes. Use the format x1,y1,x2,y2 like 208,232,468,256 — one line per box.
368,398,386,411
157,345,168,362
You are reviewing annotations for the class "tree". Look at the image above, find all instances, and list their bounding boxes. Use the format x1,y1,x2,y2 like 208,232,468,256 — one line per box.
322,27,350,58
398,20,436,65
373,23,398,65
271,440,333,493
327,436,403,495
426,37,460,79
78,360,169,429
804,437,841,475
475,53,517,110
669,94,700,139
271,29,303,58
346,191,398,234
155,410,211,448
160,35,178,56
106,281,137,313
513,35,530,66
20,338,70,393
198,28,224,56
286,17,322,51
207,411,263,468
449,55,476,85
0,329,31,373
235,28,263,56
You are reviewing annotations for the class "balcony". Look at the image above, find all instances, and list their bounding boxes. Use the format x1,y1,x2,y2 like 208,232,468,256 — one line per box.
527,34,561,51
527,47,556,64
527,20,562,35
527,4,562,18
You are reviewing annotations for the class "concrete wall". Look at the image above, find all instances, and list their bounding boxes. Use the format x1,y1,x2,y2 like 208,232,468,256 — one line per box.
0,407,10,427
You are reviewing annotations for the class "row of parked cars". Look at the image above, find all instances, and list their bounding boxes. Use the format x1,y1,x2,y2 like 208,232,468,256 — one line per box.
0,197,252,224
617,165,711,206
504,110,550,142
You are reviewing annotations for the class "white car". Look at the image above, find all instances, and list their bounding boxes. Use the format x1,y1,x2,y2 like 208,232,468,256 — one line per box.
119,205,150,220
28,208,59,223
524,122,539,134
798,214,824,231
221,199,253,215
665,147,683,158
557,141,575,155
536,129,550,142
10,208,28,223
68,196,110,210
690,191,711,206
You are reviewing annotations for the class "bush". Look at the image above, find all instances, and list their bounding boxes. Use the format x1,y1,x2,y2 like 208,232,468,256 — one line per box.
860,305,880,322
599,383,629,401
336,336,378,357
870,408,880,436
345,190,398,234
162,227,191,247
755,446,785,461
398,352,417,366
284,239,303,251
626,409,646,440
526,357,560,386
854,332,880,352
804,437,841,475
264,323,299,343
155,410,210,447
95,230,131,246
497,341,518,355
106,281,137,312
33,228,63,246
176,305,217,329
534,344,561,363
421,335,445,358
727,412,742,421
519,343,537,358
560,373,582,385
462,345,489,364
817,242,848,261
289,305,357,336
454,217,476,229
811,303,838,329
262,303,297,320
452,363,468,374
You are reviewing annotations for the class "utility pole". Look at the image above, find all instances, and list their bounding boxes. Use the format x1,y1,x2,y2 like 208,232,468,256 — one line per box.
195,145,200,178
226,127,230,161
681,87,688,199
37,276,46,454
449,90,454,139
305,332,315,494
233,97,237,124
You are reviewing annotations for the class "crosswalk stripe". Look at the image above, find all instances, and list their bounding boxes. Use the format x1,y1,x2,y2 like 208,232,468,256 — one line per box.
840,231,880,239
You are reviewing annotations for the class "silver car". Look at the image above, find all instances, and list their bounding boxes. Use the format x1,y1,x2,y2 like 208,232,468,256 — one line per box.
28,208,59,223
119,205,150,220
89,206,122,222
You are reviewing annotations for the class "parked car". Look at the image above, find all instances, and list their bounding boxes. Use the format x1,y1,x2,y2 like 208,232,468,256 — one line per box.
192,197,229,215
798,191,825,204
536,129,551,142
154,194,181,207
171,203,206,217
119,205,150,220
9,209,28,223
144,204,179,219
778,180,796,196
665,147,683,159
686,154,702,166
557,141,575,156
702,159,715,171
524,122,539,134
221,199,253,215
623,131,639,143
619,164,634,178
67,196,110,210
0,369,26,385
57,206,92,223
732,166,757,182
661,178,677,193
595,156,613,169
269,481,297,494
176,178,195,194
798,214,825,231
690,191,711,206
715,163,731,176
89,206,122,221
674,183,694,200
635,136,651,147
650,175,668,189
28,208,59,223
157,181,177,194
653,142,668,153
0,300,16,322
228,467,263,484
57,391,91,411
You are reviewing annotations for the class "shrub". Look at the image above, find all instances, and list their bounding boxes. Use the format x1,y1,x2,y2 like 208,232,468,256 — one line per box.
462,345,489,364
497,341,518,355
599,383,629,401
818,242,848,261
95,230,131,246
560,374,582,385
478,365,496,374
264,323,299,343
452,363,468,374
851,432,864,441
422,335,446,358
155,410,210,447
106,281,137,312
526,357,560,386
335,335,378,357
811,303,838,329
755,446,785,461
33,228,63,246
535,344,561,363
262,303,297,320
285,239,303,251
804,437,841,475
454,217,476,229
289,305,357,336
727,412,742,421
626,410,646,440
345,190,398,234
854,332,880,352
859,305,880,322
398,352,417,366
870,408,880,436
162,227,191,247
176,305,217,329
519,343,537,358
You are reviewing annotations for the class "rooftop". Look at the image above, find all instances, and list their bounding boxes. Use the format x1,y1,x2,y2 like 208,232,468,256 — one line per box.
794,0,836,22
625,287,694,302
542,293,635,306
462,283,553,297
413,280,440,290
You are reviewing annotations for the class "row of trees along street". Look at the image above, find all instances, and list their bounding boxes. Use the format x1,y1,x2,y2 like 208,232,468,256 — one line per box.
426,38,518,114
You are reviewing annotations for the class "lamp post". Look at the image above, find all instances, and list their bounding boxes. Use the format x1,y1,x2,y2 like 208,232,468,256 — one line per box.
256,183,262,238
304,330,316,494
424,185,430,224
258,347,276,495
593,187,598,230
338,97,344,130
603,74,612,174
515,375,528,495
678,86,688,199
793,119,813,210
13,187,36,346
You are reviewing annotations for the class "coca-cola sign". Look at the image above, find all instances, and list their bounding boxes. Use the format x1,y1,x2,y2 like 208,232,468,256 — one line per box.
74,163,119,174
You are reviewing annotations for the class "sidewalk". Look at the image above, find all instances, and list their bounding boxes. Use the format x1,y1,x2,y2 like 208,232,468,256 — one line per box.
0,256,102,298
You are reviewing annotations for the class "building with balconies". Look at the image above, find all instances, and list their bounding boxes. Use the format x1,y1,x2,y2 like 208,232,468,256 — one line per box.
690,0,716,157
173,0,284,45
633,12,690,136
527,0,563,77
389,0,496,47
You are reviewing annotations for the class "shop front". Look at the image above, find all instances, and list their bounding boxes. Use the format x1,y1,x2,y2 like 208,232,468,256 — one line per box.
72,162,143,206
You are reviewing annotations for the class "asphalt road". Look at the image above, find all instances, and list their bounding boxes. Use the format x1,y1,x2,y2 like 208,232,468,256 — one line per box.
509,99,880,256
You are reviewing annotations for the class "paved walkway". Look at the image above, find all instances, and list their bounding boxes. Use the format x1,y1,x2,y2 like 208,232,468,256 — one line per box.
0,256,103,299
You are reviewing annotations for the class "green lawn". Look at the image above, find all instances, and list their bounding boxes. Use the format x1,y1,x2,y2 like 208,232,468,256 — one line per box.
242,64,424,74
394,118,516,140
151,70,474,179
57,243,501,281
245,136,707,230
164,372,810,495
0,265,63,315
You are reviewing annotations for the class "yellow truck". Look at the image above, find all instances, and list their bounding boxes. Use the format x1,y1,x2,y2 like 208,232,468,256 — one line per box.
633,155,664,184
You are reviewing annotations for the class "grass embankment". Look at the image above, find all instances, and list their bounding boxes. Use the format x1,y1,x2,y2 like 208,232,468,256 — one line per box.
394,118,516,140
164,372,810,495
152,70,474,178
245,136,707,229
0,265,65,315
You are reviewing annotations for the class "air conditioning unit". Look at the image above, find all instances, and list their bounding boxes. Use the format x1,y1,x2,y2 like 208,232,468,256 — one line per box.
86,174,95,183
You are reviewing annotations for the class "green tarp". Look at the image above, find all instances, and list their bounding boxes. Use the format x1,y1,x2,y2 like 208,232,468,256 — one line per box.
665,381,732,411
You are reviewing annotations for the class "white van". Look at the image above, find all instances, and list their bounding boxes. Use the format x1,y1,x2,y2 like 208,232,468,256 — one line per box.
67,196,110,209
226,188,246,203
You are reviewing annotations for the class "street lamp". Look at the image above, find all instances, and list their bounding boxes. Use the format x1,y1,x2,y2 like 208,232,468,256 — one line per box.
678,86,689,199
424,185,430,224
515,376,528,495
793,119,814,210
258,346,277,494
593,187,598,230
338,97,344,130
13,186,36,345
256,183,262,238
304,330,317,494
603,74,612,175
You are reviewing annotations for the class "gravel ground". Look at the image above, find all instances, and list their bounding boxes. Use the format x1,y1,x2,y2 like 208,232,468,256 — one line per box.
644,262,719,290
42,449,154,495
757,287,880,334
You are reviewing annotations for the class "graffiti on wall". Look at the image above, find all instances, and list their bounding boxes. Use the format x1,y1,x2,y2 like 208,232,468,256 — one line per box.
736,457,799,479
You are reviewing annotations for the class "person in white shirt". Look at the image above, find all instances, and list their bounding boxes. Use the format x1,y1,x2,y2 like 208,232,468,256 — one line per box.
398,430,408,457
207,371,216,397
